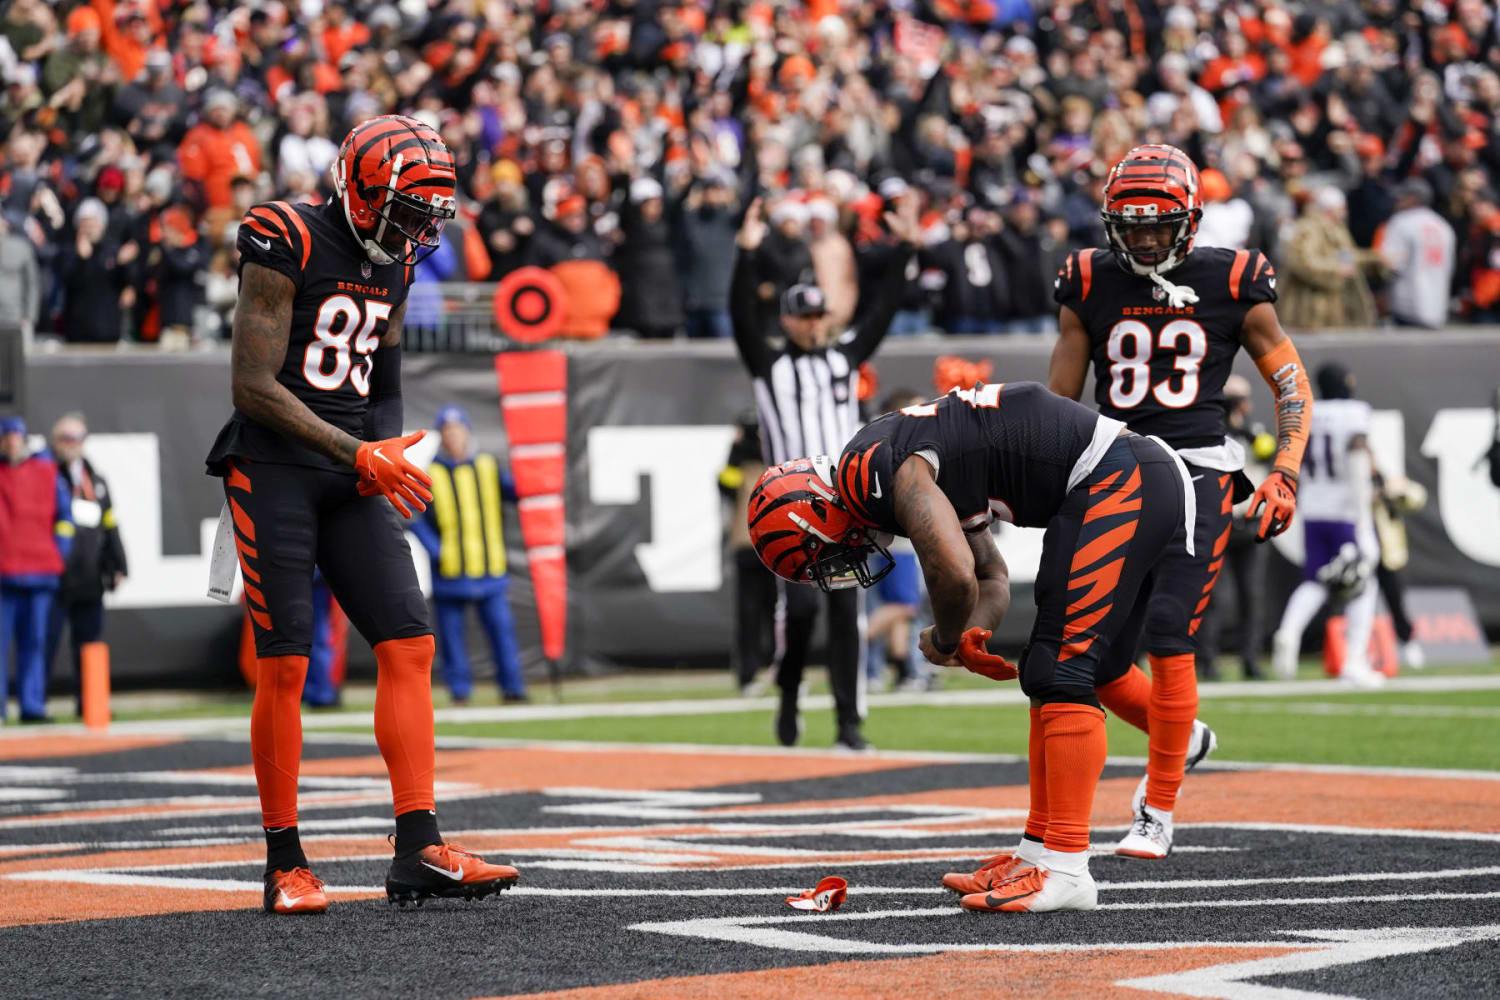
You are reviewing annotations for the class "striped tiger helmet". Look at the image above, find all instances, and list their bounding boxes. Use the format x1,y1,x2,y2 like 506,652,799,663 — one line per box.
747,457,893,592
1101,144,1202,276
331,114,458,266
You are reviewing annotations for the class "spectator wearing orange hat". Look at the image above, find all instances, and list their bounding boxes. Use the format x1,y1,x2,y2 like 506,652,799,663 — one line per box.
1196,168,1253,250
41,5,115,137
1347,134,1395,249
148,205,205,347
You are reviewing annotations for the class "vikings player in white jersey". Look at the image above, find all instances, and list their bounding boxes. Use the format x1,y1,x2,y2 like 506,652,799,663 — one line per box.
1270,363,1383,687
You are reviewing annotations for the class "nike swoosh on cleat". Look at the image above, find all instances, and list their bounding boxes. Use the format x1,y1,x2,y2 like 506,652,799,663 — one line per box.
250,235,272,251
420,861,465,880
983,890,1037,908
278,890,306,908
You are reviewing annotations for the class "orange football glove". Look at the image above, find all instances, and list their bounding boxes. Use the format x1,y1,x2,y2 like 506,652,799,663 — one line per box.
354,430,433,518
957,627,1018,682
1248,469,1297,542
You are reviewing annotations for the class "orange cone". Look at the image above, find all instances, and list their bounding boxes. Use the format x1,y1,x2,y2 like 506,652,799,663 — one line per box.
81,642,111,730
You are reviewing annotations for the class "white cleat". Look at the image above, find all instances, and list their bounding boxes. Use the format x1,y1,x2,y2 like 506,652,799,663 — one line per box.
1128,719,1218,816
959,864,1098,913
1271,631,1299,679
1399,640,1426,671
1115,802,1174,859
1340,665,1387,689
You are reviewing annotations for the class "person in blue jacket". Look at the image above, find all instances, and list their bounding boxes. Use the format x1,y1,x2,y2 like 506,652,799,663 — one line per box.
0,416,73,723
409,406,526,704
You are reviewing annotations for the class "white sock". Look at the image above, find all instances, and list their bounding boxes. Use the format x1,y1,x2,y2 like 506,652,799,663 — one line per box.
1277,581,1328,643
1015,837,1046,865
1039,847,1090,877
1343,583,1378,671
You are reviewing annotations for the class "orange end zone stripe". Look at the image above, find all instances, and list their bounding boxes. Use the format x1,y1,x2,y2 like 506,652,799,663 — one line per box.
1229,248,1250,300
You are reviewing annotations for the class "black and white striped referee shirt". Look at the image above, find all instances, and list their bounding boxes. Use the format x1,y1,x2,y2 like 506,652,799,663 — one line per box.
728,244,917,465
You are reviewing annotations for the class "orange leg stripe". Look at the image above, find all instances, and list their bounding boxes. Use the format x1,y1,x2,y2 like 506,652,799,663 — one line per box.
1062,602,1113,643
226,466,252,494
1058,635,1096,662
1070,518,1137,574
248,606,272,630
1088,469,1122,495
1194,595,1212,615
237,554,261,584
1205,558,1224,578
1084,467,1142,523
1218,475,1232,514
1067,556,1125,616
1212,524,1231,558
236,539,258,560
243,581,268,611
229,499,255,543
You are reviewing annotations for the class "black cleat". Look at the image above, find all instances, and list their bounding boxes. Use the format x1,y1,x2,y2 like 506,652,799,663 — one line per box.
384,842,519,907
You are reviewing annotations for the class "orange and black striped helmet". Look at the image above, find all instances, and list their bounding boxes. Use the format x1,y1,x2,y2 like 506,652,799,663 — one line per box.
747,458,893,592
331,114,458,266
1100,144,1202,276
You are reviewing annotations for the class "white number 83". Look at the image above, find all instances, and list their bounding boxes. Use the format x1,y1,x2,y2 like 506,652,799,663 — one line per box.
1105,318,1206,409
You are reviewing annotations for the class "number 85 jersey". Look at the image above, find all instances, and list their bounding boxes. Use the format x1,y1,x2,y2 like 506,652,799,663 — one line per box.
207,200,412,474
1054,246,1276,450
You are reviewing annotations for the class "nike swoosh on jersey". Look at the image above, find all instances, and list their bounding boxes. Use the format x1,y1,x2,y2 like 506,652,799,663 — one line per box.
872,474,883,499
1191,474,1204,482
250,235,272,251
421,861,464,880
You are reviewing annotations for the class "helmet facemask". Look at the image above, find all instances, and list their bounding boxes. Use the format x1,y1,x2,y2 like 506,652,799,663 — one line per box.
1102,205,1199,277
800,520,895,592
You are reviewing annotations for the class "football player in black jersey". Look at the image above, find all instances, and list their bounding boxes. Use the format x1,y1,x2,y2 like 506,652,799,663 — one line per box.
1047,144,1313,859
204,115,517,914
747,381,1195,912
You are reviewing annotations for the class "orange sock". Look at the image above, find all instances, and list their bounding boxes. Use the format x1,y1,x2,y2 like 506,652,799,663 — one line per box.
1024,705,1048,841
374,635,438,816
1145,652,1198,812
1039,703,1108,853
250,655,308,828
1097,663,1151,733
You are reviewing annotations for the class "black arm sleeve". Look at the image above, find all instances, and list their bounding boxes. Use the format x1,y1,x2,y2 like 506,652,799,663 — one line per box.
843,242,916,365
729,246,773,376
364,344,403,441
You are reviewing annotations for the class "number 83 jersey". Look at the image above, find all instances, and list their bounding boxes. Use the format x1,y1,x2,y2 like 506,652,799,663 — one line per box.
1054,246,1276,450
207,200,412,474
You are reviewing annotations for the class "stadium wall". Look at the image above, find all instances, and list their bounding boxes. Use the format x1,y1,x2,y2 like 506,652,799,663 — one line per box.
17,331,1500,685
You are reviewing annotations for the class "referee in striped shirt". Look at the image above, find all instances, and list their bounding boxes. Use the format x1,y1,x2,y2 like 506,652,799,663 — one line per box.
731,193,921,751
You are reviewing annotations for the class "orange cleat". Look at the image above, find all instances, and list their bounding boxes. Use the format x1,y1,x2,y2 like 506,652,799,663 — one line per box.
385,841,520,907
940,852,1027,895
959,865,1098,914
263,867,329,915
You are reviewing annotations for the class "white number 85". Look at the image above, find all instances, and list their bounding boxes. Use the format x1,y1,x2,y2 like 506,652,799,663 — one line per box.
302,294,392,395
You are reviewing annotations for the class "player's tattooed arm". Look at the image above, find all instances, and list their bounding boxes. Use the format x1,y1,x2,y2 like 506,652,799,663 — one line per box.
892,455,975,663
1241,302,1312,478
231,261,362,466
1047,305,1091,401
966,528,1011,633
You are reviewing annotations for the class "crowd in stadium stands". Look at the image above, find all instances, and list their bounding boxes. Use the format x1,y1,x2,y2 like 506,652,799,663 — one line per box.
2,0,1499,345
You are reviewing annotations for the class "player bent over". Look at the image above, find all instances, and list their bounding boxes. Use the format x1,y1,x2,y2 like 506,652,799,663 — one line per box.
205,116,517,914
747,381,1193,912
1047,144,1313,858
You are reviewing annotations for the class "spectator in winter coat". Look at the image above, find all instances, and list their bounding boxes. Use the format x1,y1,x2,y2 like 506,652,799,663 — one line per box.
58,199,124,343
0,210,39,342
477,162,534,278
0,416,73,723
992,197,1059,334
1281,187,1378,331
44,414,127,718
177,90,261,212
111,49,184,163
151,206,206,346
674,173,738,339
1380,179,1457,329
924,208,1011,334
616,177,685,339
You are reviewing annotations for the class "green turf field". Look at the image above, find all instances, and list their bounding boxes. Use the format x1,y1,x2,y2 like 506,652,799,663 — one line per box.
427,682,1500,773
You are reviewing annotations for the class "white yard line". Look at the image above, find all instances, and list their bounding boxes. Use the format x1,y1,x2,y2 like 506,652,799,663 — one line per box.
10,673,1498,740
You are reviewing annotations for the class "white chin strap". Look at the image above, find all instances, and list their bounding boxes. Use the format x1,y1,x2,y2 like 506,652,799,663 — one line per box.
361,239,395,266
1149,270,1200,309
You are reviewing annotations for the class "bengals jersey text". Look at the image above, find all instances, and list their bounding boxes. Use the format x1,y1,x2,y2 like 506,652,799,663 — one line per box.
206,200,412,474
1054,247,1276,450
837,382,1125,535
